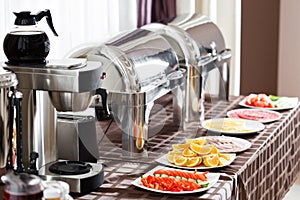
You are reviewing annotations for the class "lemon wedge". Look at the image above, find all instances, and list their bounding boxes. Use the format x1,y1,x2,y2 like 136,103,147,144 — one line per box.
174,155,188,166
186,157,202,167
203,154,219,167
190,144,213,155
182,147,198,157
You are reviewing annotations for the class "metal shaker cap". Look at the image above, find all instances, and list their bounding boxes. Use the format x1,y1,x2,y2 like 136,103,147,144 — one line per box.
0,67,18,88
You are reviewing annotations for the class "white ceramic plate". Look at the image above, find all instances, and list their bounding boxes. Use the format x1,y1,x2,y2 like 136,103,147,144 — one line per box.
155,153,236,170
239,95,298,111
227,108,282,123
201,118,265,135
191,136,252,153
132,165,220,194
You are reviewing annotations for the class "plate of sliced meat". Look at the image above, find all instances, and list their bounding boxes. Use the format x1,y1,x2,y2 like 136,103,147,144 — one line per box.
227,108,282,123
200,136,252,153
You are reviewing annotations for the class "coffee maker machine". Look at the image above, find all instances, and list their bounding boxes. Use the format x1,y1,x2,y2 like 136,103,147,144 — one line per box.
3,59,105,193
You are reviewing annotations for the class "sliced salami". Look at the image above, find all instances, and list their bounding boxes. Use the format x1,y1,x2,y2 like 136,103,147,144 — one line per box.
227,109,282,123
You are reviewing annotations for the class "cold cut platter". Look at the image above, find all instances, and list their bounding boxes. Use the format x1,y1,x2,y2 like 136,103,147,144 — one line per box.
227,108,282,123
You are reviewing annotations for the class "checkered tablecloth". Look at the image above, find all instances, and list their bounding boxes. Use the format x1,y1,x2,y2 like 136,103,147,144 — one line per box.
60,95,300,200
1,94,299,200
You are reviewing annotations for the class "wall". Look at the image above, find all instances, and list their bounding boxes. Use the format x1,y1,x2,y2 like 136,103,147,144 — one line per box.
241,0,300,98
240,0,280,95
278,0,300,97
192,0,300,98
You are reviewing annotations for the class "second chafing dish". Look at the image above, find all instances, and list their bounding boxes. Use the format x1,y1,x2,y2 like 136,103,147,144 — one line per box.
142,14,231,123
69,28,185,157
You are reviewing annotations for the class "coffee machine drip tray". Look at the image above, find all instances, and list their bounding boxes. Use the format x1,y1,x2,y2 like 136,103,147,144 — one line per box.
39,160,104,193
49,161,92,175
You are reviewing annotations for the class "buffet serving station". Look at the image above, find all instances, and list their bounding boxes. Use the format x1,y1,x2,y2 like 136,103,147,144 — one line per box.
1,93,299,199
1,11,299,200
70,94,300,200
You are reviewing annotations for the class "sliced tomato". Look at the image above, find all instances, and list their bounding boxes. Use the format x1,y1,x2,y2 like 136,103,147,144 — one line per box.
193,170,204,180
152,169,208,182
141,177,149,187
140,175,200,192
178,171,187,178
194,173,207,181
153,169,167,175
180,179,199,191
244,94,274,108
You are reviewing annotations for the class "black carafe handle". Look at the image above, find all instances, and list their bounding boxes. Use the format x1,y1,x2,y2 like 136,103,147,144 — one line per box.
35,10,58,36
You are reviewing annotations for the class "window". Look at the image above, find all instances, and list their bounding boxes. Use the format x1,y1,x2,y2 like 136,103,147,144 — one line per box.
177,0,241,96
0,0,137,60
1,0,240,96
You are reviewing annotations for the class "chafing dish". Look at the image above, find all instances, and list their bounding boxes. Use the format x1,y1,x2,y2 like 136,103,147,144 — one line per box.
67,14,231,158
68,29,185,158
143,14,231,123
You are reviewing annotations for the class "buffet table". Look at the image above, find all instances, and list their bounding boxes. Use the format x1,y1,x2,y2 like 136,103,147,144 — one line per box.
76,95,300,200
1,95,299,200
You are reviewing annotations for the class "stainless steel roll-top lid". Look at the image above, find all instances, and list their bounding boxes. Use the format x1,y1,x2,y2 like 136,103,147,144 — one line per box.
0,67,18,88
141,23,200,68
141,14,230,75
84,29,179,93
172,14,226,54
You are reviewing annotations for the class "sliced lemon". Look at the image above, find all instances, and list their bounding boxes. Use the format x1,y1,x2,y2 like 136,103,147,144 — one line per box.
219,153,231,161
210,146,219,154
203,154,219,167
190,144,213,155
167,153,175,164
186,157,202,167
219,157,231,166
174,155,188,166
172,143,190,151
166,151,182,164
185,138,206,145
182,147,198,157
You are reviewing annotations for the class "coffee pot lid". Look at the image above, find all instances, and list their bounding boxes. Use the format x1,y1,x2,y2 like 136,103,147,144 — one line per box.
13,10,58,36
0,67,18,88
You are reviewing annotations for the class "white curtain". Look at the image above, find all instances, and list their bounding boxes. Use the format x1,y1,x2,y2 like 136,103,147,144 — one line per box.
196,0,241,96
176,0,241,96
0,0,137,61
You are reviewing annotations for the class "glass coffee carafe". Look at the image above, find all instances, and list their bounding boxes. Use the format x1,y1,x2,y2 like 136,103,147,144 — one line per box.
3,10,58,65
